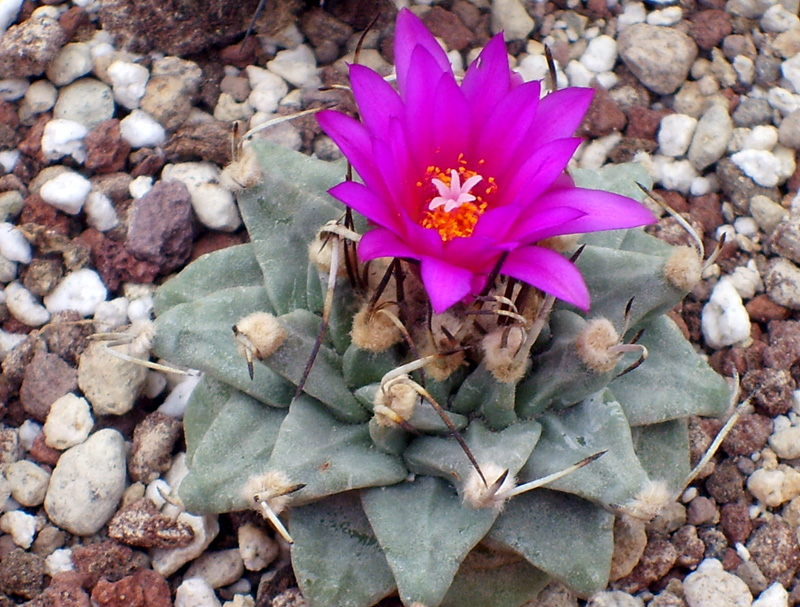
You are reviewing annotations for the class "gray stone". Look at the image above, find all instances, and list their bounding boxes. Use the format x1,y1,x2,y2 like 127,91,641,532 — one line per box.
618,23,697,95
732,97,772,127
778,110,800,149
53,78,115,130
44,429,127,536
769,216,800,264
765,258,800,310
750,194,788,234
688,103,733,170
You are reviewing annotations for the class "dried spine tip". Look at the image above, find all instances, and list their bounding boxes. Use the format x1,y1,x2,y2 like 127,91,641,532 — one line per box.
663,246,702,293
482,326,528,383
308,233,347,277
220,144,262,192
575,318,621,374
462,462,516,511
351,304,403,352
619,480,671,522
233,312,287,361
242,470,298,544
373,379,418,427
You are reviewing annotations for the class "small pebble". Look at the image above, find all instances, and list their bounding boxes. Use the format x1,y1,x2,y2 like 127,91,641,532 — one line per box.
43,393,94,450
93,297,129,331
491,0,535,40
185,549,244,589
77,341,147,416
617,23,697,95
0,510,38,549
683,558,752,607
781,53,800,95
5,460,50,507
161,162,241,231
84,190,119,232
5,281,50,326
46,42,92,86
580,35,617,73
38,170,92,215
237,522,279,572
752,582,789,607
0,77,27,100
245,66,289,114
158,372,202,418
107,59,149,109
688,103,733,170
701,278,751,349
44,268,107,316
44,548,73,576
747,466,800,507
765,259,800,310
119,109,167,148
43,428,128,536
22,79,57,117
0,0,23,37
53,78,114,129
151,513,220,577
587,590,643,607
0,222,32,263
41,118,88,163
730,149,781,187
768,425,800,460
658,114,697,157
175,577,222,607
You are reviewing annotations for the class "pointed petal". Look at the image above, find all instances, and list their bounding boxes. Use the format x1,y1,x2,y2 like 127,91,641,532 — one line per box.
394,9,452,93
350,64,404,137
502,137,582,205
420,257,475,314
461,34,511,118
524,87,594,146
359,228,420,261
529,187,657,233
504,206,588,244
316,110,389,197
502,246,590,311
328,181,402,230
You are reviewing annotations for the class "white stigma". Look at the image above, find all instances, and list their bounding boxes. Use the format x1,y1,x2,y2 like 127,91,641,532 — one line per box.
429,170,483,213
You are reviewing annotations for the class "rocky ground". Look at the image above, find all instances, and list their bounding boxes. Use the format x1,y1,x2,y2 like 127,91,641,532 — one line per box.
0,0,799,606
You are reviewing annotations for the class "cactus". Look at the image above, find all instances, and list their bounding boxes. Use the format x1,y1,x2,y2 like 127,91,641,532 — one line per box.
152,139,730,607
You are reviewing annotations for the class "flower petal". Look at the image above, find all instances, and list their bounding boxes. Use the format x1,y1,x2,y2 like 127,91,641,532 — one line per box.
350,64,404,137
502,246,590,311
394,9,452,93
523,87,594,146
420,256,475,313
461,34,511,118
359,228,420,261
328,181,402,230
501,137,582,205
502,206,588,244
528,187,657,233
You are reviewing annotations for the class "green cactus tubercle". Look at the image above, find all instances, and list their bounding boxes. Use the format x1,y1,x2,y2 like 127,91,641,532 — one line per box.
152,142,730,607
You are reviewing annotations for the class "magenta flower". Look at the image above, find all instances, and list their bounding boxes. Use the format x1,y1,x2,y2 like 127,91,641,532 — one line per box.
317,9,655,314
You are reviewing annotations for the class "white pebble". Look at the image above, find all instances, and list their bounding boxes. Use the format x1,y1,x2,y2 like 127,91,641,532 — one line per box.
107,60,149,109
728,261,762,298
44,429,128,535
744,125,779,151
580,35,617,73
17,420,41,451
46,42,93,86
752,582,789,607
23,79,57,114
734,217,759,239
39,170,92,215
246,67,289,114
594,71,619,90
0,329,26,358
578,133,622,169
44,268,108,317
162,163,241,231
5,282,50,326
731,149,781,187
146,479,172,509
158,372,202,419
175,578,221,607
782,54,800,96
646,6,683,25
0,0,23,38
0,78,28,101
44,393,94,450
129,175,153,198
92,297,129,332
658,114,698,157
769,424,800,459
185,549,245,589
0,222,32,263
84,191,119,232
119,109,167,148
618,2,646,26
684,559,752,607
127,295,154,321
762,4,800,33
151,513,220,577
45,548,74,576
747,466,800,507
0,510,38,549
143,370,167,399
6,460,50,507
266,44,319,88
701,278,751,349
565,60,594,88
0,150,20,173
41,119,89,163
656,157,698,194
768,87,800,116
238,522,279,571
690,176,715,196
0,254,16,283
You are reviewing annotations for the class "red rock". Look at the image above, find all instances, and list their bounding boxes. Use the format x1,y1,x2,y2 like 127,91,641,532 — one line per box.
581,87,627,137
0,99,19,149
108,499,195,548
747,519,800,583
76,228,160,292
422,6,474,51
18,113,50,161
29,571,90,607
218,37,260,69
690,10,732,50
19,350,78,422
129,148,166,178
125,180,194,274
129,412,183,483
29,432,61,467
741,368,795,416
705,459,745,504
720,502,752,545
673,525,705,568
190,231,247,261
59,6,90,40
91,569,171,607
763,320,800,370
747,294,792,323
721,413,772,456
0,548,45,599
71,540,145,590
625,106,670,140
616,536,679,593
85,119,130,174
19,193,71,234
688,193,724,237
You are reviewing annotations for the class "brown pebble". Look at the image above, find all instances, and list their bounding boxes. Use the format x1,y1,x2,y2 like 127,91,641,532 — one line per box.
721,413,772,456
763,320,800,370
686,496,717,526
29,432,61,467
218,37,259,69
747,518,800,584
20,193,71,235
108,499,195,549
19,350,78,423
689,10,732,50
720,501,752,545
71,540,146,590
616,535,679,593
32,571,90,607
129,412,183,483
741,368,796,416
85,119,131,174
76,228,160,292
581,87,627,137
747,295,792,323
59,6,91,41
91,569,171,607
0,548,46,599
164,119,232,166
705,459,746,504
672,525,705,568
190,230,247,261
626,106,670,140
422,6,474,52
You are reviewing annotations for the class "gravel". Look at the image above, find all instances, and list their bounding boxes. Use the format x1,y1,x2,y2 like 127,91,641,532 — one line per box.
0,0,799,606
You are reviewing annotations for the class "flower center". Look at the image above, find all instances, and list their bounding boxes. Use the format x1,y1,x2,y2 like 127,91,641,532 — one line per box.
417,160,497,242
